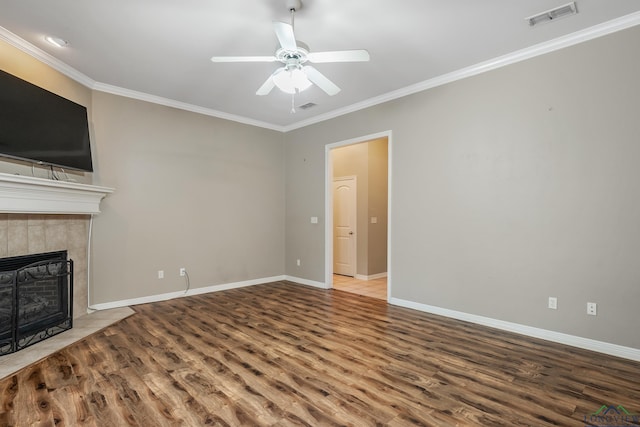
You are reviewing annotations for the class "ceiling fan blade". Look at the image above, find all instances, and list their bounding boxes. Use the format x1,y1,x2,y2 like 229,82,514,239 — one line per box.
256,74,277,96
273,21,297,51
211,56,277,62
307,49,370,63
303,66,341,96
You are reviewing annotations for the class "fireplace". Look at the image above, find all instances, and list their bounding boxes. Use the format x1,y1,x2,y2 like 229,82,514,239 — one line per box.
0,251,73,356
0,173,112,359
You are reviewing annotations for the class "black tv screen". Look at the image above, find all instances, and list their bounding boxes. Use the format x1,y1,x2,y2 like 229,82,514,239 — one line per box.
0,69,93,172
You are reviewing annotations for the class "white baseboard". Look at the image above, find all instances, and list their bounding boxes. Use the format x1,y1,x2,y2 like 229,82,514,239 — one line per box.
354,272,387,281
389,297,640,362
284,275,329,289
89,275,287,311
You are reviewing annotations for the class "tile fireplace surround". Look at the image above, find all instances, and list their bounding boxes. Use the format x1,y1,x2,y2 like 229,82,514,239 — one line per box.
0,172,132,379
0,213,91,315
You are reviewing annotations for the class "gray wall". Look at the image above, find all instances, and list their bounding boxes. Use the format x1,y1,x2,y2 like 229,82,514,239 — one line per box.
90,92,285,304
367,138,388,276
285,25,640,349
1,39,286,307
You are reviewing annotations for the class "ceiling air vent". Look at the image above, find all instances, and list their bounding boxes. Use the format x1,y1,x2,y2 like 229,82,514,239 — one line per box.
298,102,317,110
526,2,578,27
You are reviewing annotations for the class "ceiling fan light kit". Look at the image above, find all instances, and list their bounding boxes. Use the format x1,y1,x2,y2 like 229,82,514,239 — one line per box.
210,0,370,107
272,66,312,94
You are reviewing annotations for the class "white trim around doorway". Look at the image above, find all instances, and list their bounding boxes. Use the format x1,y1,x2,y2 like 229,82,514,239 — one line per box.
325,130,393,302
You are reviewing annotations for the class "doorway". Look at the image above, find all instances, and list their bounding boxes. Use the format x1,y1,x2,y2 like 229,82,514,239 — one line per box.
325,131,391,301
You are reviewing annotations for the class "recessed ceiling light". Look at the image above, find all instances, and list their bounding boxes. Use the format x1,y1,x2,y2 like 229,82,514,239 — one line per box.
45,36,69,48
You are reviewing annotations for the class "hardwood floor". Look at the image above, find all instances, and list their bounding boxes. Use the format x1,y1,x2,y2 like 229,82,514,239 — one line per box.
1,281,639,426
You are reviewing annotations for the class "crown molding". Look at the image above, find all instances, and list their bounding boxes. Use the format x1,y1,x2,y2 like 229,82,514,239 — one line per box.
91,83,285,132
282,10,640,132
3,10,640,133
0,25,285,131
0,25,95,88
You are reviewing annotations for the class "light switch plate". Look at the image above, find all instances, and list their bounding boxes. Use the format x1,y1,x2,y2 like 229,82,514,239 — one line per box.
310,216,318,224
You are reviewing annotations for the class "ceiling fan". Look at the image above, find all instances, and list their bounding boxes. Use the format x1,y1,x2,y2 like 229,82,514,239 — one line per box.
210,0,370,98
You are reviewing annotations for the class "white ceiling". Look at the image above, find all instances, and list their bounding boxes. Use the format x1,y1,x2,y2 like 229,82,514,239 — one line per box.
1,0,640,131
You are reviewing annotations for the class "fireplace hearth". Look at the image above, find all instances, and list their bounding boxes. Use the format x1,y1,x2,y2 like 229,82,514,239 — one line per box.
0,251,73,356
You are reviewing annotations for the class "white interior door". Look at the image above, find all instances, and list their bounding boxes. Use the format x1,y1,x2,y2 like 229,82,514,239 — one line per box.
333,177,356,276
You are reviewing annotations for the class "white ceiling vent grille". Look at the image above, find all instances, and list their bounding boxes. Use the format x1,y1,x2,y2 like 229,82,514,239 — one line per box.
526,2,578,27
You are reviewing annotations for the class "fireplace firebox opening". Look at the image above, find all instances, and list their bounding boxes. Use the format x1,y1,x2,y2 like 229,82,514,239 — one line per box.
0,250,73,356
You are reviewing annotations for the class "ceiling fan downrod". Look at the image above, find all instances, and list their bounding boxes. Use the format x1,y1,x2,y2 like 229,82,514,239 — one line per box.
286,0,301,29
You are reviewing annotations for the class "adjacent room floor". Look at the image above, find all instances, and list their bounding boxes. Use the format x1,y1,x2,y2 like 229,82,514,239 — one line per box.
332,273,387,300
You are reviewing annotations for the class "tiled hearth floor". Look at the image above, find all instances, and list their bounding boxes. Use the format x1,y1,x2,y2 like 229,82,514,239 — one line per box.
332,274,387,300
0,306,134,380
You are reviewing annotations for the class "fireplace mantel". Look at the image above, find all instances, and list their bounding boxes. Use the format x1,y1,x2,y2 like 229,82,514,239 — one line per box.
0,172,114,214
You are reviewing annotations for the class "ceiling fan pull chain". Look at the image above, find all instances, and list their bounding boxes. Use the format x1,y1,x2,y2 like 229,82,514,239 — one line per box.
290,93,296,114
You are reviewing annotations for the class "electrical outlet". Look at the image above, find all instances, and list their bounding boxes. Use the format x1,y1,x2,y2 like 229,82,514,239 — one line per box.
587,302,597,316
158,270,164,279
548,297,557,310
296,259,301,266
180,268,186,277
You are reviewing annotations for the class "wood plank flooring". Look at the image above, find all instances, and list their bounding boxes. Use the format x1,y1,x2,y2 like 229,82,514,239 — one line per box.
1,280,639,426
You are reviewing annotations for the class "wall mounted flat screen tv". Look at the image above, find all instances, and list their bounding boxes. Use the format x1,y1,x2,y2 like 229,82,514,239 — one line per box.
0,69,93,172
